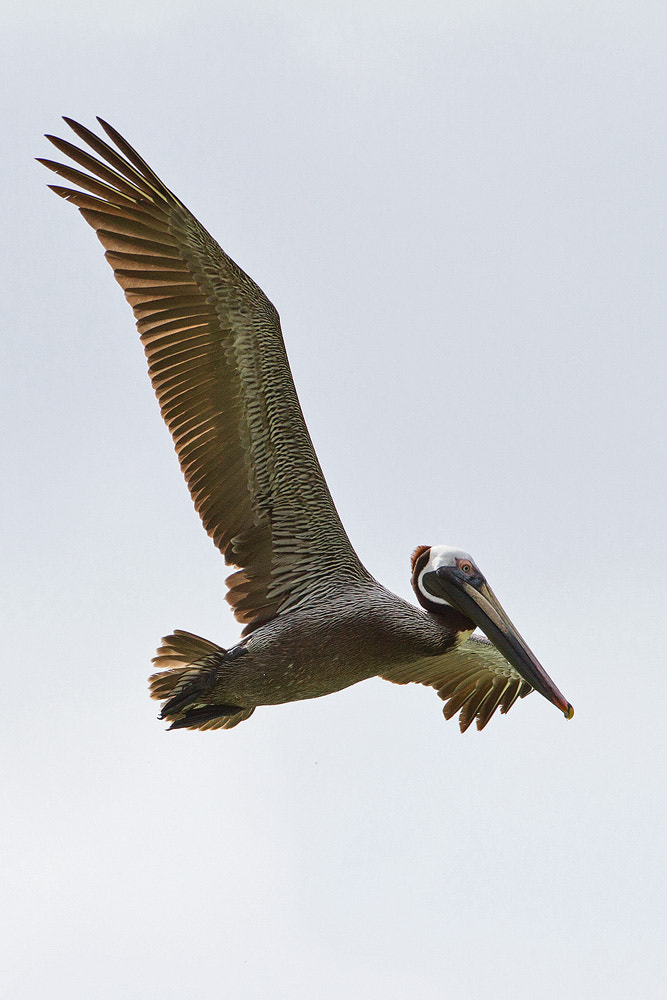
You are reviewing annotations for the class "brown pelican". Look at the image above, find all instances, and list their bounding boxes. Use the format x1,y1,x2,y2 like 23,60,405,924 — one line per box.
39,118,574,733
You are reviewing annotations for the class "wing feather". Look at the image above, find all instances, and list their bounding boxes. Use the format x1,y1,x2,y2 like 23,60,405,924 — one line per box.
41,118,371,632
381,634,532,731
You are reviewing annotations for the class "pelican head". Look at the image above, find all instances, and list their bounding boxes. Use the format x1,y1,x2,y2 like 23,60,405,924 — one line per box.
411,545,573,719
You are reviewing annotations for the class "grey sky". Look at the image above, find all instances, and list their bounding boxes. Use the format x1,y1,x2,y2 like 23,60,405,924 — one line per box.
3,3,666,997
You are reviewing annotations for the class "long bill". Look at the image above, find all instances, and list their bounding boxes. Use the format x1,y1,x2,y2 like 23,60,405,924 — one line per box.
436,573,574,719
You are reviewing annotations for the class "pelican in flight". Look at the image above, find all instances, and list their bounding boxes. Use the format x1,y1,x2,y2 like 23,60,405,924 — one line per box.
40,118,573,732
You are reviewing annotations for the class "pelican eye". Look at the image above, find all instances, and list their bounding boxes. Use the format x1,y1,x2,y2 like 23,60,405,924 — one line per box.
459,561,473,574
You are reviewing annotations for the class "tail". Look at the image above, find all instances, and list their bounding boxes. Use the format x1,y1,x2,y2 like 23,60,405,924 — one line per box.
149,630,255,731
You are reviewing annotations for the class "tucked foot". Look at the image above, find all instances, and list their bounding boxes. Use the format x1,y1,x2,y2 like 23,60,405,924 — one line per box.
149,630,255,731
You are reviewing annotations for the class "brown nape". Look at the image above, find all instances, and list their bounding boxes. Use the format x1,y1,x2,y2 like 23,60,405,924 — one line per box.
411,545,431,573
410,546,432,592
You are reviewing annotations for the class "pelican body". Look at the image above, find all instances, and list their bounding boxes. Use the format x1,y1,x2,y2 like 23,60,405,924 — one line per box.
40,118,573,732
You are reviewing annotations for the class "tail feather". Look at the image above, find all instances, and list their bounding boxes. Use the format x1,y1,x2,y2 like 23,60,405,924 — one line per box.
166,704,247,731
148,630,255,731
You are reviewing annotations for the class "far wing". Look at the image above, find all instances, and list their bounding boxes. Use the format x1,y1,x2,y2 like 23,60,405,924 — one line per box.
381,634,532,732
40,118,371,633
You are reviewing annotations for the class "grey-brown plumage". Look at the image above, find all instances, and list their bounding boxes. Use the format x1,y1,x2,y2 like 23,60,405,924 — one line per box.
40,118,573,733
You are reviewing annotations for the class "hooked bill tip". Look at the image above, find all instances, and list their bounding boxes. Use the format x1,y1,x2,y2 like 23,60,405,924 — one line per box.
564,703,574,720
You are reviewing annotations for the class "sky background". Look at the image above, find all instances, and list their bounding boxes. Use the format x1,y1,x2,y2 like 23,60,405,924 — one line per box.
3,2,666,997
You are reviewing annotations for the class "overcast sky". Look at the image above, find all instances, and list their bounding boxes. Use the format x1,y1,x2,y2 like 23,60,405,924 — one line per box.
3,2,666,998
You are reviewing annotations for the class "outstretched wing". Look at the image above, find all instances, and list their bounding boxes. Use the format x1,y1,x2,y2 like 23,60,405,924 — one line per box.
40,118,371,633
381,634,532,732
